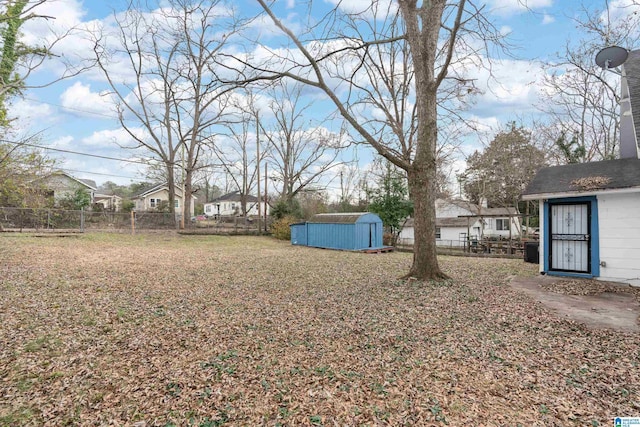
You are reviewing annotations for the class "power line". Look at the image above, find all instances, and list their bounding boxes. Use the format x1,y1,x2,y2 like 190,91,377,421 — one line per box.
1,139,153,165
23,96,120,120
62,168,141,180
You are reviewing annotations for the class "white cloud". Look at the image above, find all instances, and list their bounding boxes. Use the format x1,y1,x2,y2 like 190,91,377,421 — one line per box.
324,0,397,18
464,57,545,118
81,128,144,148
17,0,95,78
51,135,75,148
59,82,115,118
10,99,57,133
542,13,555,25
488,0,553,17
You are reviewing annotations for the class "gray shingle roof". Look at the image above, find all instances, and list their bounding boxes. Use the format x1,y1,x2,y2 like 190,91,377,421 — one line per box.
624,49,640,155
522,157,640,198
79,178,97,189
210,191,258,203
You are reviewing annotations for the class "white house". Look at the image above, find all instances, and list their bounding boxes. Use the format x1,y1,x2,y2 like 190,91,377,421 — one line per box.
203,191,270,217
522,159,640,287
398,198,521,247
520,48,640,287
132,183,196,217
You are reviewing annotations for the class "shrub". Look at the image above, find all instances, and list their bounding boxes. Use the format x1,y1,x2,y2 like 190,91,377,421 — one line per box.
270,215,297,240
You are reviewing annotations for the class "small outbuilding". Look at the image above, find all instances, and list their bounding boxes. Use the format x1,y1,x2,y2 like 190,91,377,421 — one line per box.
522,158,640,287
290,212,384,251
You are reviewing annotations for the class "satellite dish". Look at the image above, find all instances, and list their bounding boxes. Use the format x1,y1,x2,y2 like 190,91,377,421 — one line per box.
595,45,629,69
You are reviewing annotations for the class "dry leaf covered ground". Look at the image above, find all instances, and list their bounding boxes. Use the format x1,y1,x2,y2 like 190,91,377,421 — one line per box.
0,233,638,426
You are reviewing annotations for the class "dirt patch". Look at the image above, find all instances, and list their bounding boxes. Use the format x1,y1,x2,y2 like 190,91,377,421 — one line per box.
510,275,640,332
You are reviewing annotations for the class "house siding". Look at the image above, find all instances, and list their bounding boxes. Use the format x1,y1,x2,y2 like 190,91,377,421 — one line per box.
45,175,96,206
598,193,640,286
204,201,269,217
438,226,471,246
134,187,195,217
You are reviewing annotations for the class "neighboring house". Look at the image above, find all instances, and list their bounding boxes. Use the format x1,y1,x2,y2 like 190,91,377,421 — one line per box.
203,191,270,217
520,49,640,287
398,198,521,246
94,193,123,212
38,172,97,207
132,183,196,217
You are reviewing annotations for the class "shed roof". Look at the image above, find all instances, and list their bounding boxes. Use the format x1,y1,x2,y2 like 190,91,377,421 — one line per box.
522,157,640,199
307,212,379,224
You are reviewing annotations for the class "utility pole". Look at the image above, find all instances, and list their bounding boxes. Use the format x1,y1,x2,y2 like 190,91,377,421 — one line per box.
180,144,185,229
256,110,261,235
264,162,268,233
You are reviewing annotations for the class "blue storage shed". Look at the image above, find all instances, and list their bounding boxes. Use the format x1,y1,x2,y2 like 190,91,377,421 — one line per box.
290,212,384,251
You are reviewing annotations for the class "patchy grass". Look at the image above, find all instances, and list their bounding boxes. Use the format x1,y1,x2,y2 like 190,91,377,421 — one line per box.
0,233,637,425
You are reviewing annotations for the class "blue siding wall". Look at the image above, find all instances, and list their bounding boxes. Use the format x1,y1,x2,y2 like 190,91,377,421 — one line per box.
308,223,355,249
290,223,307,246
290,212,384,251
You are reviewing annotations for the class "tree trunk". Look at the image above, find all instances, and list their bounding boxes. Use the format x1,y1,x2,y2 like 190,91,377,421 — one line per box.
166,165,177,228
406,165,448,281
399,0,448,281
184,167,193,228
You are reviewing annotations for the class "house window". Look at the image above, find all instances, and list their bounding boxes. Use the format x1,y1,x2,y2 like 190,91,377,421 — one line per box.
435,227,441,239
175,200,179,208
150,198,156,208
496,218,510,231
205,205,211,213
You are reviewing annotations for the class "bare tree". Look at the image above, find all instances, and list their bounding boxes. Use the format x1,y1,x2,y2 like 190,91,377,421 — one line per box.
336,162,361,209
538,2,640,163
224,1,501,280
91,0,241,226
261,81,344,203
212,90,266,216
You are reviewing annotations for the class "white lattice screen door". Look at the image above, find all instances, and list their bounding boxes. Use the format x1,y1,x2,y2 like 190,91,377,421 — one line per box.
550,204,590,273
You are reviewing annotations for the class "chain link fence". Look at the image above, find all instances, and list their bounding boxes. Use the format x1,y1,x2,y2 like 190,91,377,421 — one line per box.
0,208,269,233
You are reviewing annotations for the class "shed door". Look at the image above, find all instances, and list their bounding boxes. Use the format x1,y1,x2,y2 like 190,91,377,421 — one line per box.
550,203,590,273
369,224,375,248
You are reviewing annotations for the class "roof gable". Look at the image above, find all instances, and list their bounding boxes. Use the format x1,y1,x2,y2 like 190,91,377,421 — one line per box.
210,191,259,203
522,158,640,198
133,183,194,199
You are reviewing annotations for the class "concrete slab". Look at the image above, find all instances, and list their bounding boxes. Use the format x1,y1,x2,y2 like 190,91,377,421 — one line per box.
510,275,640,333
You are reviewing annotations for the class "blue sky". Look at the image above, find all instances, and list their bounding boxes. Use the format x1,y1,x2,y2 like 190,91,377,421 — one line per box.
8,0,633,199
